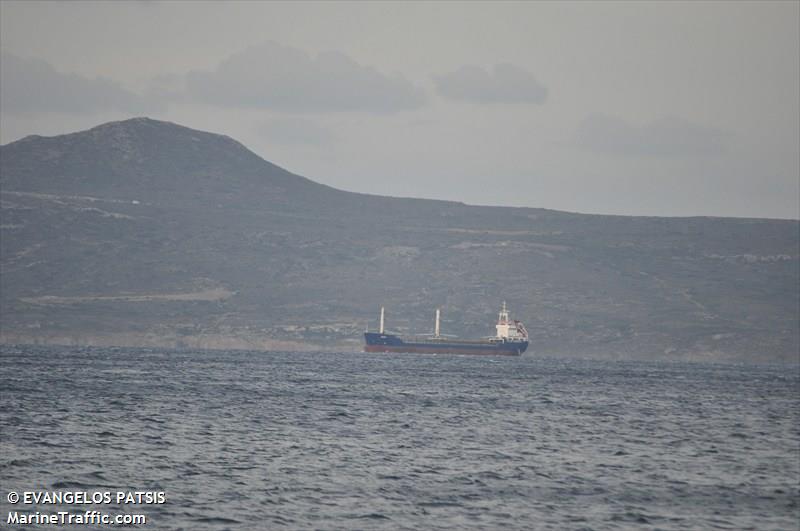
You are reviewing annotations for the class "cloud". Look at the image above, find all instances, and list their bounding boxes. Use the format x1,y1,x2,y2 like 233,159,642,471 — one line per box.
575,114,728,158
255,117,334,146
0,53,160,115
183,42,425,113
435,63,547,104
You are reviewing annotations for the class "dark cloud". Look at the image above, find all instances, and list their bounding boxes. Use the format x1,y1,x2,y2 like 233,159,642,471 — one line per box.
575,114,728,158
0,53,160,115
435,63,547,104
183,42,425,113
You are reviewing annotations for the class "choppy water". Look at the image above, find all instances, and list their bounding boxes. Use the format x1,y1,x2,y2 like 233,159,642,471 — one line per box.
1,346,798,530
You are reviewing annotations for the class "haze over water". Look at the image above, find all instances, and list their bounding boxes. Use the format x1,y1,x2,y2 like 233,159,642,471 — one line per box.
2,346,798,530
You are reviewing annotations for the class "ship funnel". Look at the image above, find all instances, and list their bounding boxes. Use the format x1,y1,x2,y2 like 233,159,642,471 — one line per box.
435,308,441,338
380,307,385,334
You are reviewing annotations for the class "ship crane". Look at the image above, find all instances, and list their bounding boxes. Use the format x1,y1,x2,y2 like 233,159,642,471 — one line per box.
421,308,456,338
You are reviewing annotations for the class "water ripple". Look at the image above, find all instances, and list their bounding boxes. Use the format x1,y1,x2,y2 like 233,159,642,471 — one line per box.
1,346,798,530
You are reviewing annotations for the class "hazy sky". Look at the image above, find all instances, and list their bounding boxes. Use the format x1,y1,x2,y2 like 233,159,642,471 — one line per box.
1,1,798,218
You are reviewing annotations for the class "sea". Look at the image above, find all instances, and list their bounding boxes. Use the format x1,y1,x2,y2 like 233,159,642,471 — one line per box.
1,345,798,530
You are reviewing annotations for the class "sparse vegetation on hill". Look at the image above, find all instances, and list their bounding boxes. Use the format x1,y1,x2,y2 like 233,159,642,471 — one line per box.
1,118,797,361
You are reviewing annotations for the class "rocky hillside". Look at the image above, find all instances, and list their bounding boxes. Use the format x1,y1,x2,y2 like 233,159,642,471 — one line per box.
1,118,797,361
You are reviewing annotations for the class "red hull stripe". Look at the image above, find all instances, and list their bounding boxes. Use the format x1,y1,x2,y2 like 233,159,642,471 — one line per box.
364,345,521,356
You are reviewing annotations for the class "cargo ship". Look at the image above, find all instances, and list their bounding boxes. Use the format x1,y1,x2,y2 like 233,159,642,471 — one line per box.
364,302,529,356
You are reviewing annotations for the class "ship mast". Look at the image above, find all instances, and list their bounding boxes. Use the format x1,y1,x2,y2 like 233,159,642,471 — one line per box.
380,306,385,334
434,308,441,338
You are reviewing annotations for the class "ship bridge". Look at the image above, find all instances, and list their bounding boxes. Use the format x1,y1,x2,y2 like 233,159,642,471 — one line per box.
495,301,528,341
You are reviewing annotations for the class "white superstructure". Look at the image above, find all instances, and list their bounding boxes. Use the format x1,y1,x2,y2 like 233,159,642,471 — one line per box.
495,301,528,341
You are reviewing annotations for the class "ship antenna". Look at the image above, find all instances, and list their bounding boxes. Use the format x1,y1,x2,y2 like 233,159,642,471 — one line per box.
380,306,385,334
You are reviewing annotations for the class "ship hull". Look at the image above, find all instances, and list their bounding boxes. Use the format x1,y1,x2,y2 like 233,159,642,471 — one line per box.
364,332,527,356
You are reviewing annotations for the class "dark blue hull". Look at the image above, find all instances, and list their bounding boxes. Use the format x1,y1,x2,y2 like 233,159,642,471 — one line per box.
364,332,528,356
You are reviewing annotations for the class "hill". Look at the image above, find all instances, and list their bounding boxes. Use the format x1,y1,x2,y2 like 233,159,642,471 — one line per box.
1,118,797,361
